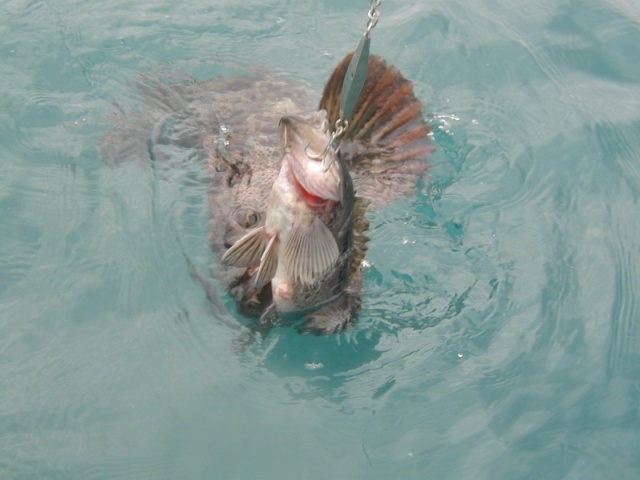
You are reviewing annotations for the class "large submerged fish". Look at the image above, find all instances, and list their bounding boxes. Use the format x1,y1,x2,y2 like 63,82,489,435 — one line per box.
100,52,433,333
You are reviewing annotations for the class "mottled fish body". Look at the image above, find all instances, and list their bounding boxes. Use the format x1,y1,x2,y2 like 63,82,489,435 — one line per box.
100,53,433,333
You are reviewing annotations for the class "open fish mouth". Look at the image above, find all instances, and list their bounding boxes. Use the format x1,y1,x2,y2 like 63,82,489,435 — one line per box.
284,153,332,208
279,112,342,204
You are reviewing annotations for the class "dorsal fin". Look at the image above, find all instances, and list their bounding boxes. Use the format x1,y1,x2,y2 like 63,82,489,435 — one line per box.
319,53,434,206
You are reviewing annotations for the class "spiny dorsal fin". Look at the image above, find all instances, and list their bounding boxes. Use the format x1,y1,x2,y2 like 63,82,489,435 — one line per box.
282,217,339,285
319,53,434,206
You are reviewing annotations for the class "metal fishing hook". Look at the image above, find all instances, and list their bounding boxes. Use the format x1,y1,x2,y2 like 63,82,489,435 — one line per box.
305,120,348,171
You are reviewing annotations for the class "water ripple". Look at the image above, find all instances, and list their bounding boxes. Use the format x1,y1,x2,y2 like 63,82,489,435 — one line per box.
606,202,640,378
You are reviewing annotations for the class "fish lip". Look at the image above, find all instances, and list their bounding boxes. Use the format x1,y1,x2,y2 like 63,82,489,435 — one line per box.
278,115,301,151
278,111,329,148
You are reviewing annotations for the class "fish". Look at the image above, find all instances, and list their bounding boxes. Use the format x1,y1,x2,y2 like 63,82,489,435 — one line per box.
220,54,433,333
99,52,433,334
221,111,356,330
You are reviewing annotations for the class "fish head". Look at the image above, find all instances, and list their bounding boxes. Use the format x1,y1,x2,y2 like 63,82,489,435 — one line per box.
278,110,344,207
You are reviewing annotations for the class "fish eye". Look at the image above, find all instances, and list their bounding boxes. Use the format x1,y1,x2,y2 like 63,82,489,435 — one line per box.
234,208,262,229
245,211,260,227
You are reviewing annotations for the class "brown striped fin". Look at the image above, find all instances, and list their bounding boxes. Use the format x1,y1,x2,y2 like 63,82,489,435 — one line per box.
319,53,434,206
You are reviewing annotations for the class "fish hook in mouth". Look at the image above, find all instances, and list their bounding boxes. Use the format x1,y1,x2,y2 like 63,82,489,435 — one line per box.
305,119,348,172
304,141,338,172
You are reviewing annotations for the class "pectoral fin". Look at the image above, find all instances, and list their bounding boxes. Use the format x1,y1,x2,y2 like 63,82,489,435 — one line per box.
222,226,268,268
282,217,339,285
254,235,278,289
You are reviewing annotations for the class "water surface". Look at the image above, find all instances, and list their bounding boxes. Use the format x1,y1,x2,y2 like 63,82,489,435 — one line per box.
1,0,640,478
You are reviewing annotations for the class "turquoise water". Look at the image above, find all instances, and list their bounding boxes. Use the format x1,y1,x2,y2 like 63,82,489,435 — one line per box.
2,0,640,478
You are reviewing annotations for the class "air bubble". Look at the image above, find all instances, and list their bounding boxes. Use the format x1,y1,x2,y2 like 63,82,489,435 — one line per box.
305,362,323,370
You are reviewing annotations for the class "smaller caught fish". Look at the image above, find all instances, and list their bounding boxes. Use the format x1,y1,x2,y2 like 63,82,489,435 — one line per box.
222,110,355,325
99,51,433,334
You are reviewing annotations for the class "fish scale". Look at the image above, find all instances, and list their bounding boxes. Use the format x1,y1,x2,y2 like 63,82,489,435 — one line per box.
100,52,433,334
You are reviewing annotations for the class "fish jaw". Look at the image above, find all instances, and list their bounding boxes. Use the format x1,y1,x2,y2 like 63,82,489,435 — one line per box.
279,112,342,204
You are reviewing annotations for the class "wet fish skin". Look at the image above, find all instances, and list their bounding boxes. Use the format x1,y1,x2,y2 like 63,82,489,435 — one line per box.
222,111,356,325
99,54,432,334
223,54,433,333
